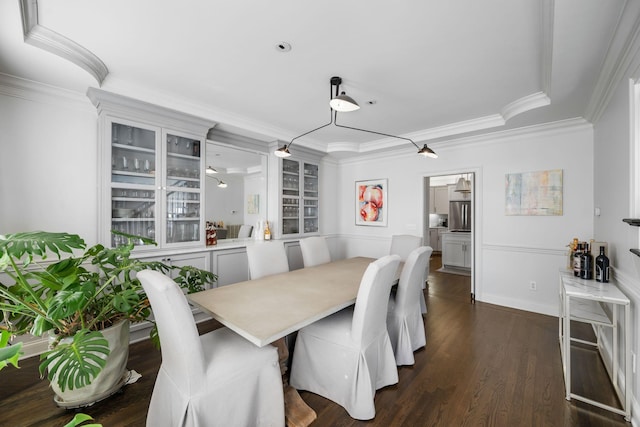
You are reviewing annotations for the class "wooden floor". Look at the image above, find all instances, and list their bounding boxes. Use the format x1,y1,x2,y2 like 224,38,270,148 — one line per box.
0,255,630,426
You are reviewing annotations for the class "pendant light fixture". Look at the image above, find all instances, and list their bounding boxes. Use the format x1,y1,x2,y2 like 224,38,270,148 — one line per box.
205,166,218,174
454,173,471,192
274,76,437,159
207,175,227,188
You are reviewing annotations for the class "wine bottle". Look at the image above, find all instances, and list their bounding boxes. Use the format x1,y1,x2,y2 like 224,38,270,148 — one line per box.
264,221,271,240
580,242,593,280
573,243,583,277
595,246,610,283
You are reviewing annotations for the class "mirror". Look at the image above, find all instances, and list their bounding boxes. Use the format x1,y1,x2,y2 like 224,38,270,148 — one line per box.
205,141,268,241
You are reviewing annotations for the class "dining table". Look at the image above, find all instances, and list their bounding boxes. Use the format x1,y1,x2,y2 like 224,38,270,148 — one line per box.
187,256,392,427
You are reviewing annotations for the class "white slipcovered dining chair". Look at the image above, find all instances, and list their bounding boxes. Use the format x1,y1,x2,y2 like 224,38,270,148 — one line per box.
390,235,429,313
387,246,432,366
299,236,331,267
137,270,285,427
290,254,401,420
237,224,253,238
246,240,289,279
389,234,422,261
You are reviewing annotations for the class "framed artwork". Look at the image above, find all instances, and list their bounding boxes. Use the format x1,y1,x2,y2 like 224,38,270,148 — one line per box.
247,194,259,214
356,179,388,226
505,169,563,215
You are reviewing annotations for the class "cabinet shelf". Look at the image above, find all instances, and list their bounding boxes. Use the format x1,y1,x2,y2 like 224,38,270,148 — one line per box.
112,143,155,154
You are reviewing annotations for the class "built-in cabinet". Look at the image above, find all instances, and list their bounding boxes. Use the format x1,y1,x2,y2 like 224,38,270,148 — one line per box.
281,158,319,236
88,88,215,250
442,232,471,269
428,228,445,252
211,247,250,287
430,186,449,214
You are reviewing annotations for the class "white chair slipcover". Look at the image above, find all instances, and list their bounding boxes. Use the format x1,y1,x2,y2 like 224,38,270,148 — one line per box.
238,224,253,238
387,246,432,366
137,270,285,427
389,234,422,261
299,236,331,267
390,235,427,313
246,241,289,279
289,255,401,420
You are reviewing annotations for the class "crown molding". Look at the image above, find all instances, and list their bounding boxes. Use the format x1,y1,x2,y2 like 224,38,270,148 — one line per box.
585,0,640,122
19,0,108,85
0,72,91,111
336,117,591,166
87,87,215,135
541,0,555,95
502,92,551,121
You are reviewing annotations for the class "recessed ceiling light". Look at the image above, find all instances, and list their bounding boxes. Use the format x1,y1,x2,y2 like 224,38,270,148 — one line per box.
276,42,292,52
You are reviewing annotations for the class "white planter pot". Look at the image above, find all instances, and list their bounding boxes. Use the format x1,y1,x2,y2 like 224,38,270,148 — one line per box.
49,319,130,408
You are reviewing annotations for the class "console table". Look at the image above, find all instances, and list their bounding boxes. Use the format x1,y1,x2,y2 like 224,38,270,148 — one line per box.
558,270,631,421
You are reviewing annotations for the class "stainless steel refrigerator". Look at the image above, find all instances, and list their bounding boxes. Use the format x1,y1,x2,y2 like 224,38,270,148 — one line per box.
449,200,471,231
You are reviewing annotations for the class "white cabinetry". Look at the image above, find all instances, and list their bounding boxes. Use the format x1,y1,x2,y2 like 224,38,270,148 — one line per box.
442,232,471,269
88,88,214,250
430,186,449,214
428,228,444,252
281,158,319,236
211,247,250,287
284,241,304,271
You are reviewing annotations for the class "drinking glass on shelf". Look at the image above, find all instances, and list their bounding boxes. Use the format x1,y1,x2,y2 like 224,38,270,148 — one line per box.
134,158,141,172
122,156,128,170
144,159,151,172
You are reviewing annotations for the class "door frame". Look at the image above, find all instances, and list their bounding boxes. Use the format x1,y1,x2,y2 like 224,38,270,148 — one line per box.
423,170,479,302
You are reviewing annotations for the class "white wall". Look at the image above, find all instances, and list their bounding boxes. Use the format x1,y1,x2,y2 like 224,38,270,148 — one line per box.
205,174,244,226
593,75,640,420
0,83,99,243
334,120,594,316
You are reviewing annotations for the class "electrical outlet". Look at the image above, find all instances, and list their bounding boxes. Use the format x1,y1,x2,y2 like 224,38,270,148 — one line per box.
529,281,537,291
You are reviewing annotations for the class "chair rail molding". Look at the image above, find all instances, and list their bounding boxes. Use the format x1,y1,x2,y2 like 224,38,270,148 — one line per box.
19,0,109,85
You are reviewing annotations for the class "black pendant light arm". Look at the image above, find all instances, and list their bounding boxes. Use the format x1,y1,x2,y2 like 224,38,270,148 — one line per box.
333,113,420,149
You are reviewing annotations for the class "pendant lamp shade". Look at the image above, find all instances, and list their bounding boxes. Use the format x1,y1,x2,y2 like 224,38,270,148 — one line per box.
329,92,360,112
454,175,471,192
418,144,438,158
274,145,292,158
206,166,218,174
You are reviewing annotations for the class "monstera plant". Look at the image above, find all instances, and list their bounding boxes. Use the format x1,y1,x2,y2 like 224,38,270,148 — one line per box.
0,231,215,404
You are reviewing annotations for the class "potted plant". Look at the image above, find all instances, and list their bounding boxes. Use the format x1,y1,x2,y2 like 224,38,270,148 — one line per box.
0,230,215,407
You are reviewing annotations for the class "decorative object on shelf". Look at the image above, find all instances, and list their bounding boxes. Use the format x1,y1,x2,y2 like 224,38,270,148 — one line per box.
0,231,216,408
356,179,388,227
505,169,563,216
206,221,217,246
274,76,437,159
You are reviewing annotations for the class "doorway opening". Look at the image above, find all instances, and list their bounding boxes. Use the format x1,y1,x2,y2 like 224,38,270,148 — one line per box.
423,173,475,302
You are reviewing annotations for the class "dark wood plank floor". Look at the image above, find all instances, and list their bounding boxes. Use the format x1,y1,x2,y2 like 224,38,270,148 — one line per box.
0,255,630,426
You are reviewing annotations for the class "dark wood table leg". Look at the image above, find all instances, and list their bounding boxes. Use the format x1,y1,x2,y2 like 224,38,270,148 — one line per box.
273,338,317,427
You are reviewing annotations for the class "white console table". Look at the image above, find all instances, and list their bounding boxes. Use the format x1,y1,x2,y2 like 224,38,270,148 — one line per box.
558,270,631,421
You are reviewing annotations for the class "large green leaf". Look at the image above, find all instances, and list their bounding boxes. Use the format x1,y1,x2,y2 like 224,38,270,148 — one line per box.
0,331,22,371
0,231,85,265
63,413,102,427
39,330,109,392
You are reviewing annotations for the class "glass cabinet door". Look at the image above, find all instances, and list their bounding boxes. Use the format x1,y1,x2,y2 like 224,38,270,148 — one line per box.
281,158,319,235
303,163,319,233
110,122,159,247
164,132,203,245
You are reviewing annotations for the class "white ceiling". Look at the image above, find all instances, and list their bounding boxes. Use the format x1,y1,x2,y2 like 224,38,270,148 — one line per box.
0,0,633,157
